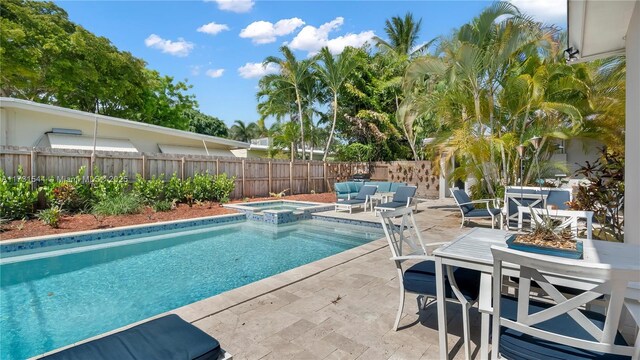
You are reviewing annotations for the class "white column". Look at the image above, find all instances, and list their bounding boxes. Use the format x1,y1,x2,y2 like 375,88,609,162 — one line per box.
625,2,640,244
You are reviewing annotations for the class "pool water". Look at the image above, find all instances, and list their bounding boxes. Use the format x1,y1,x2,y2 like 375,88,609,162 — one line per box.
0,220,382,360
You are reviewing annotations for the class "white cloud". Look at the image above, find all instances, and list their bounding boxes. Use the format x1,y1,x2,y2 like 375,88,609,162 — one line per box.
145,34,194,57
205,68,225,78
509,0,567,25
238,62,280,79
197,22,230,35
327,31,375,54
288,17,374,55
240,18,305,44
206,0,254,13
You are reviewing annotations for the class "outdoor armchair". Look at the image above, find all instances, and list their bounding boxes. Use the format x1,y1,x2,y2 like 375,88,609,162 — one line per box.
450,187,503,229
380,207,481,360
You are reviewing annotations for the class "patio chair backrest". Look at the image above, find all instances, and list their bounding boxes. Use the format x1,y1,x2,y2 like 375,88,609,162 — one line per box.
392,186,417,203
379,207,428,258
490,246,639,359
354,185,377,200
451,188,474,214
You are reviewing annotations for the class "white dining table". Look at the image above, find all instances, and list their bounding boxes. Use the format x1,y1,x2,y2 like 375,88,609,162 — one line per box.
432,228,640,360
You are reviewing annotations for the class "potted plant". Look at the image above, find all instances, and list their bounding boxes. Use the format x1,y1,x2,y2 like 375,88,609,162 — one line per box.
507,208,583,259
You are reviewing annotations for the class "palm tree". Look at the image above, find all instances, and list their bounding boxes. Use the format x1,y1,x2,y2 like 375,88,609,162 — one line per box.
264,46,315,160
229,120,257,142
314,47,358,161
373,12,431,57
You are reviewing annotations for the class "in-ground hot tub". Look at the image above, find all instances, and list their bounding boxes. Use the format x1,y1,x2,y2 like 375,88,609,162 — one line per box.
224,200,333,224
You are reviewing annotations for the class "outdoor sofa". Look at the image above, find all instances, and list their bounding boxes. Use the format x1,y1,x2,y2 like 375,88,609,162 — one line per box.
334,181,406,201
41,314,230,360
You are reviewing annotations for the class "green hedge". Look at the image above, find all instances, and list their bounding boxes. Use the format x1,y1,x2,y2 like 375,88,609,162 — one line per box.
0,167,236,220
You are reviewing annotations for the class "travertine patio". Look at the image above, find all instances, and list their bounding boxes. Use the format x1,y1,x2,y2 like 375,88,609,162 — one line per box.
169,199,492,360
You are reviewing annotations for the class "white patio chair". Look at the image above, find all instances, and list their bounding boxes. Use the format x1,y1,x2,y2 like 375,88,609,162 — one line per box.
490,246,640,360
450,187,503,229
380,207,481,360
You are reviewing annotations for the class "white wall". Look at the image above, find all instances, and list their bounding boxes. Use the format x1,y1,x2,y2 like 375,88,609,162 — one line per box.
0,107,235,154
625,2,640,244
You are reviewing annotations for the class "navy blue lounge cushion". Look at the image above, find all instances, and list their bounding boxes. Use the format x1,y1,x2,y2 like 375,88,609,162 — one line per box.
339,199,366,205
465,208,501,217
403,261,481,301
42,314,221,360
499,296,630,360
377,201,408,210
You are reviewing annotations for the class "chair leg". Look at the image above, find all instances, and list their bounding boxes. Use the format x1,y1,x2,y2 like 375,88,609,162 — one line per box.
460,216,465,228
491,214,495,229
394,287,405,331
462,303,471,360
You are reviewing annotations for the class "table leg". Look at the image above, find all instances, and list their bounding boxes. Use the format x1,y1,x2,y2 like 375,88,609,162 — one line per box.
435,257,449,360
479,273,492,360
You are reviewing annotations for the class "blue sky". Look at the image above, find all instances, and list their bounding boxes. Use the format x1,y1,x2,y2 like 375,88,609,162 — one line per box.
56,0,566,127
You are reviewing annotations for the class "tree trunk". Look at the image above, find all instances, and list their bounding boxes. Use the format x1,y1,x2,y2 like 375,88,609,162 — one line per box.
323,93,338,161
295,88,305,161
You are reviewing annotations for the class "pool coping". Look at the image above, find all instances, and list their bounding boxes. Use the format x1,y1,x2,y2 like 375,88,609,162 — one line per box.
31,229,389,359
223,199,331,213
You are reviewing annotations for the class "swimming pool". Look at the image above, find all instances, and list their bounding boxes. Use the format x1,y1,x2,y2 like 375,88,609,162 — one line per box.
0,219,382,359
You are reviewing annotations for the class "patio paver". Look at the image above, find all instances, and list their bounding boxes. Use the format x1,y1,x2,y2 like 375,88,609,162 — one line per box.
172,198,495,359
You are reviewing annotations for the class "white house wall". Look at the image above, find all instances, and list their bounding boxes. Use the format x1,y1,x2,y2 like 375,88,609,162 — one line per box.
0,107,236,155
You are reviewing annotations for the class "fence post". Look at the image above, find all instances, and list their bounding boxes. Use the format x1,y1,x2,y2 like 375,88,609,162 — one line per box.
307,162,311,193
241,159,246,198
215,159,219,176
289,161,294,195
30,150,37,190
180,157,185,180
141,155,146,180
268,161,272,194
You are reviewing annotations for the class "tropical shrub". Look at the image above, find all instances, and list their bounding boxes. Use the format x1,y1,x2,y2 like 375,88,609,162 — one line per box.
191,172,214,202
92,194,143,216
0,167,38,219
37,206,62,228
567,149,624,241
165,173,184,202
335,143,374,162
91,170,128,202
212,173,236,203
132,174,165,204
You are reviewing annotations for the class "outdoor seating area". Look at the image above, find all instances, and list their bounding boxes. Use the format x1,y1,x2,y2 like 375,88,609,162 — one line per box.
1,0,638,358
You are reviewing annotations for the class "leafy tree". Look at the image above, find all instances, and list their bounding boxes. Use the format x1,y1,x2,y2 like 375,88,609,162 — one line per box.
229,120,257,142
374,12,431,57
314,47,358,161
1,0,197,130
264,46,316,160
184,109,228,137
336,143,374,162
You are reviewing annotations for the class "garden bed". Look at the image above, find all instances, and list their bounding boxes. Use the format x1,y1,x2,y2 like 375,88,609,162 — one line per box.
0,193,336,240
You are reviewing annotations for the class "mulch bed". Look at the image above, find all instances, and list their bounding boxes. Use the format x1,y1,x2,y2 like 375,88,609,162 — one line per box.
0,193,336,241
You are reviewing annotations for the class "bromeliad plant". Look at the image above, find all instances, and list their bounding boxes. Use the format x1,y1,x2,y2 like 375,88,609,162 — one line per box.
515,208,577,250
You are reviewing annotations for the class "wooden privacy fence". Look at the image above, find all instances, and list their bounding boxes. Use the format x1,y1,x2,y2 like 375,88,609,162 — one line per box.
0,146,441,199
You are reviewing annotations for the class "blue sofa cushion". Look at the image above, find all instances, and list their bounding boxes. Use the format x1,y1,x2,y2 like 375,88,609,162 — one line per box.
367,182,391,193
42,314,221,360
452,189,474,214
335,182,350,194
403,261,480,301
499,296,629,360
348,182,361,193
